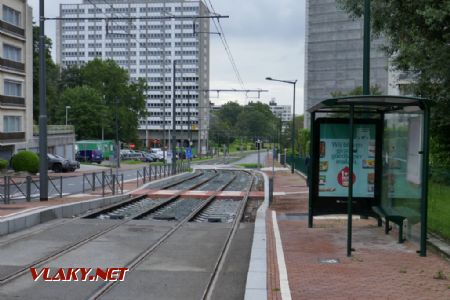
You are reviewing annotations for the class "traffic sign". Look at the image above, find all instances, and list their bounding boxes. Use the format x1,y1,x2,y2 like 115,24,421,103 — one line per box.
186,147,193,160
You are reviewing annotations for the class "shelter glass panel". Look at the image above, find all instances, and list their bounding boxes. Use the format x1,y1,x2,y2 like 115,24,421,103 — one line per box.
382,110,423,241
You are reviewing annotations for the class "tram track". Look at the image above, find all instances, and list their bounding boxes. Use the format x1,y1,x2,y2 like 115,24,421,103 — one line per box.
88,172,241,300
201,174,254,300
0,170,219,284
0,169,258,300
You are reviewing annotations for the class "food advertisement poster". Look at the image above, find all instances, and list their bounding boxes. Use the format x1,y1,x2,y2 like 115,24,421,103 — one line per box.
318,123,376,198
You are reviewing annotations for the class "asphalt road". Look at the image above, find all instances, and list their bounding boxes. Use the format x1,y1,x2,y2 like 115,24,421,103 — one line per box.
3,152,259,201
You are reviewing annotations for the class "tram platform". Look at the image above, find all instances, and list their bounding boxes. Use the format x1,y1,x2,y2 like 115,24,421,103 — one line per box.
263,160,450,300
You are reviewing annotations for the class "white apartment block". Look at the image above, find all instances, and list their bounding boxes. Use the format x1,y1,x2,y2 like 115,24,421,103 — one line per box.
0,0,33,160
56,0,210,152
269,98,291,124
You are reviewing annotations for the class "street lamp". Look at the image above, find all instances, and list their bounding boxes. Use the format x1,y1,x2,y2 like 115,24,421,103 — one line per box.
265,77,297,174
65,106,71,125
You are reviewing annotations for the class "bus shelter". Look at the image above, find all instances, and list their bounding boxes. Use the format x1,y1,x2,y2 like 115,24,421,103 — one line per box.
307,95,431,257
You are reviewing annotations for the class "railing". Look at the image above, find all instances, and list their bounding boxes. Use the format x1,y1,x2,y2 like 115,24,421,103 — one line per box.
0,95,25,107
0,20,25,37
136,162,189,187
0,175,63,204
33,125,75,136
0,162,190,204
0,132,26,141
0,58,25,72
82,170,124,197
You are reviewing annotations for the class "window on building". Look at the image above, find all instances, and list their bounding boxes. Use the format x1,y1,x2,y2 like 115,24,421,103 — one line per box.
3,5,21,27
4,80,22,97
3,116,22,132
3,44,21,62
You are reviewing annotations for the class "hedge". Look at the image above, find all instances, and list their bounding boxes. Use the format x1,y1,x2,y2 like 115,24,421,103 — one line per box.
11,151,39,174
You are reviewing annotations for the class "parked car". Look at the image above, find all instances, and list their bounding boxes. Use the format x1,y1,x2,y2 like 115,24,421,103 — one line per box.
141,152,155,162
120,149,132,160
149,148,164,161
75,150,103,164
48,154,80,173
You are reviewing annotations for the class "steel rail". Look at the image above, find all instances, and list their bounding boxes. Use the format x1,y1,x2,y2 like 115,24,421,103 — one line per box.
201,173,255,300
0,170,209,247
89,172,239,300
0,171,220,284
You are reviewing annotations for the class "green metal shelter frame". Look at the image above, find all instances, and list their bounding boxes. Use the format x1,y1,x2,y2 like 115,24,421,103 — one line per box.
307,95,432,257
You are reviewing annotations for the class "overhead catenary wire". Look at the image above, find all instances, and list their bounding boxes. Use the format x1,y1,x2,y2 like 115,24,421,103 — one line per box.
204,0,246,91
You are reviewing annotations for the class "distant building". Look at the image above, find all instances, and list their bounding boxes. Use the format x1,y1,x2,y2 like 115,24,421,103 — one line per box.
269,99,291,123
210,102,222,112
0,0,33,160
56,0,210,153
28,125,77,159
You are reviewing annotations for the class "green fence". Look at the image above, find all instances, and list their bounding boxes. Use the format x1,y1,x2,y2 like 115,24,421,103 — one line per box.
286,156,309,175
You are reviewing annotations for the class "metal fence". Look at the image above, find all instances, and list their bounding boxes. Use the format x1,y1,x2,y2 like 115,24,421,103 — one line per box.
136,162,190,187
0,162,189,204
286,156,309,175
82,171,124,197
0,175,65,204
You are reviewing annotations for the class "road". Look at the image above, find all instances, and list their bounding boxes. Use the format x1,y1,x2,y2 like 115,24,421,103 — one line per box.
4,152,259,201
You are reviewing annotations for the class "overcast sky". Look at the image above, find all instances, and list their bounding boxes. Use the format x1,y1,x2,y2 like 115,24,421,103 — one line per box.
28,0,305,114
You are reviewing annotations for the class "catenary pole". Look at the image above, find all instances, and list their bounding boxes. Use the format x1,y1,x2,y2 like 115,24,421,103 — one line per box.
363,0,371,95
39,0,48,201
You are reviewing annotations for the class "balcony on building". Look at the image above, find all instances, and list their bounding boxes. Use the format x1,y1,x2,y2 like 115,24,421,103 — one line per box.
0,19,25,38
0,95,25,107
0,131,25,142
0,57,25,72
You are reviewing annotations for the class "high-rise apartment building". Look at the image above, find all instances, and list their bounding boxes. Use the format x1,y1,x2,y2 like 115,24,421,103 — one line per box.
57,0,210,152
304,0,390,127
0,0,33,159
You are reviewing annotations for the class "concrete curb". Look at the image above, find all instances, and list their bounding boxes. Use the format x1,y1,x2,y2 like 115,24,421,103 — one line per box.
0,194,129,236
244,170,269,300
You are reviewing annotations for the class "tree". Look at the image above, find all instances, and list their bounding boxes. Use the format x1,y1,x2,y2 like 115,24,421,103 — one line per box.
209,112,232,147
57,59,148,144
217,101,242,128
298,129,311,157
281,115,304,152
337,0,450,166
235,101,277,140
59,86,105,139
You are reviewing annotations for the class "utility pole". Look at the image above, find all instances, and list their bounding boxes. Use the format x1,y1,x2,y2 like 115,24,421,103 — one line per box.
363,0,371,95
38,0,48,201
171,60,177,175
115,97,120,174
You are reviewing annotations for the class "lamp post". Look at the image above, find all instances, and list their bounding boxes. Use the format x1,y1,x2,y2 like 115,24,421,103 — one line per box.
266,77,297,174
65,106,71,126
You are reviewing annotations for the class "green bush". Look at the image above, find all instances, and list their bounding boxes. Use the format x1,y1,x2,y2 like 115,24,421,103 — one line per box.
0,159,8,170
11,151,39,174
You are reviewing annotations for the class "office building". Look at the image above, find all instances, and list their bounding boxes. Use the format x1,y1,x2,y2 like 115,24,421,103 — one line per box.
57,0,210,153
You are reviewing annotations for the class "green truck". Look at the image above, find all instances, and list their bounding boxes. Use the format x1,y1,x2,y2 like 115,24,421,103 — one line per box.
75,140,115,160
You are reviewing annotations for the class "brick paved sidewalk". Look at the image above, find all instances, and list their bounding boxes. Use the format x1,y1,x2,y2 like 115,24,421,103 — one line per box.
266,167,450,300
